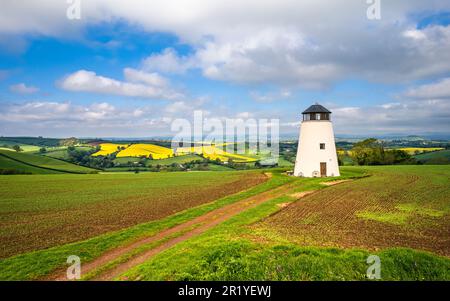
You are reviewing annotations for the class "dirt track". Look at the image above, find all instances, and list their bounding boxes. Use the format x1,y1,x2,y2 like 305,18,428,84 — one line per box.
51,178,299,281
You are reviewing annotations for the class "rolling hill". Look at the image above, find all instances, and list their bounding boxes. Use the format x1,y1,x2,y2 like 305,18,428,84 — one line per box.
0,150,97,174
43,146,93,160
414,149,450,164
0,154,62,174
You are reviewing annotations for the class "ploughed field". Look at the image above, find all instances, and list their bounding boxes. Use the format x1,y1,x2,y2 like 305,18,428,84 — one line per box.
257,165,450,256
0,171,266,258
117,166,449,281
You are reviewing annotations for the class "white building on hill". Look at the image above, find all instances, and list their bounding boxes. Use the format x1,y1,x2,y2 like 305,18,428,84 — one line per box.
294,103,340,177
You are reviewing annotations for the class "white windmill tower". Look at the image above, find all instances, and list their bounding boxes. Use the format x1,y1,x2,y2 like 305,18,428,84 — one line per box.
293,103,340,177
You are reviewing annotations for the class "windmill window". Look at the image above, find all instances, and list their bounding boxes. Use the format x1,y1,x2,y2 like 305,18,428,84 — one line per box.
320,143,325,150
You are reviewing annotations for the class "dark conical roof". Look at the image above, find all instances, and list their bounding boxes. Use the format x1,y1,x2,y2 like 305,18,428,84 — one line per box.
302,103,331,114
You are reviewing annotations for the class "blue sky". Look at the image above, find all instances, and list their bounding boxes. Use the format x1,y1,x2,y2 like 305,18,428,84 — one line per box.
1,0,450,138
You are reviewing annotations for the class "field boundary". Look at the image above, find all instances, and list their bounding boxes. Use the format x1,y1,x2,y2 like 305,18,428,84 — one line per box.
40,151,102,171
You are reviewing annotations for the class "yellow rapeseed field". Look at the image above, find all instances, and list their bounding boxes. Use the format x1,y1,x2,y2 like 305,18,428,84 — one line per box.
92,143,129,156
175,145,256,163
396,147,444,154
92,142,256,162
116,144,174,159
92,143,173,159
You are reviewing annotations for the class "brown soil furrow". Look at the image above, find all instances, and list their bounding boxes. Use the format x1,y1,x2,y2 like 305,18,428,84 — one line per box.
51,180,296,281
260,171,450,257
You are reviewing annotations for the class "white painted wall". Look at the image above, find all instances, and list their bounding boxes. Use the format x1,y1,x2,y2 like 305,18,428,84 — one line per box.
293,120,340,177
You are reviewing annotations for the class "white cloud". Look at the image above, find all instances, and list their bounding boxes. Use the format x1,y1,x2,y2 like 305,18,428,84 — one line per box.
329,99,450,135
321,79,450,134
2,1,450,136
0,100,172,137
124,68,167,87
379,103,402,109
0,101,115,123
0,99,221,137
403,29,427,40
3,1,450,87
138,23,450,88
59,69,183,100
9,83,39,94
164,101,192,114
142,48,193,74
192,28,341,87
1,95,449,137
405,77,450,99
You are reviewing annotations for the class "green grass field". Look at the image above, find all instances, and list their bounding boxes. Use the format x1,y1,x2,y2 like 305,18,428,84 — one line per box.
0,150,96,174
43,146,93,159
149,154,204,165
113,154,204,166
206,164,234,171
0,143,40,152
277,157,294,167
0,138,66,153
0,155,62,174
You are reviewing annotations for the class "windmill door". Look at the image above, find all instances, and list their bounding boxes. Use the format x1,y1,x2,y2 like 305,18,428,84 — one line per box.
320,162,327,177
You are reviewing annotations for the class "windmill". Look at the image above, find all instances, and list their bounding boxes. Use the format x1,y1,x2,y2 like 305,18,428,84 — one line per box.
293,103,340,177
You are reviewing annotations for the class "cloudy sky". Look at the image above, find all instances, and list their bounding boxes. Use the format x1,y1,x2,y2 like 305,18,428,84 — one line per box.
1,0,450,138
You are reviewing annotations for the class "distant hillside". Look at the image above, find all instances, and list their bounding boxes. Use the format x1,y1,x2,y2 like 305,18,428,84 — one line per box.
0,150,97,174
0,155,62,174
414,150,450,165
0,137,61,147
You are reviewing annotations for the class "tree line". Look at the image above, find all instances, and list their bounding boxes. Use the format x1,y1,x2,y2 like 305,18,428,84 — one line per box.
347,138,417,165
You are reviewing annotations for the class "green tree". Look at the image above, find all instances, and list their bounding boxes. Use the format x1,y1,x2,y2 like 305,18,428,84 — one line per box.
59,137,79,147
12,145,22,152
337,153,344,166
351,138,416,165
350,138,384,165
